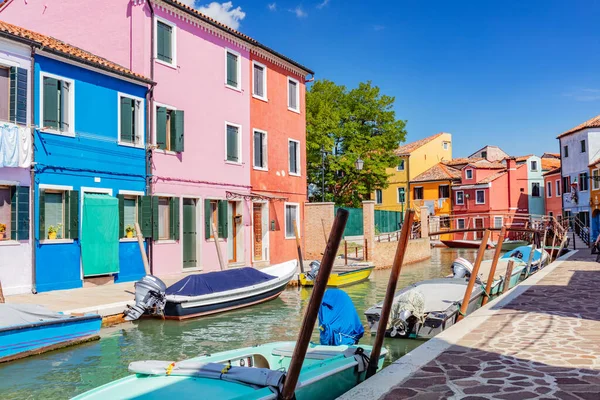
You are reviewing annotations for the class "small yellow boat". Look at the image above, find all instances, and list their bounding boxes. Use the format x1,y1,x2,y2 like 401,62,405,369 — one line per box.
299,266,374,287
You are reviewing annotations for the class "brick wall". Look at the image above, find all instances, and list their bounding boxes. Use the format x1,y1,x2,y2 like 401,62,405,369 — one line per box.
372,237,431,269
304,202,334,258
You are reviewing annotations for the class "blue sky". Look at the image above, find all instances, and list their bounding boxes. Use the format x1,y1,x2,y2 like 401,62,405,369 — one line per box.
193,0,600,157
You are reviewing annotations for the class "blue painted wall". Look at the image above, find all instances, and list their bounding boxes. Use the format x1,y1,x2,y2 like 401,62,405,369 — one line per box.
34,55,148,292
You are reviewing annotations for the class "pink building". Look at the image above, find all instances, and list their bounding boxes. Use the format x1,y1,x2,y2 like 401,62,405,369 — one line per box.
1,0,311,274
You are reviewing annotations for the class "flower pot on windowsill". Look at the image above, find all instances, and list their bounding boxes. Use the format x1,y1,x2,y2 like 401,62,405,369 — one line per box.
126,231,134,238
0,232,5,240
48,232,57,240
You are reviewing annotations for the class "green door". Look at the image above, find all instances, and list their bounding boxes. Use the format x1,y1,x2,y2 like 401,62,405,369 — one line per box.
81,193,119,276
183,198,197,268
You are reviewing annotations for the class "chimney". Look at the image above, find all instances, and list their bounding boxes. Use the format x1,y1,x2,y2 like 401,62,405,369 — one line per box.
506,157,517,209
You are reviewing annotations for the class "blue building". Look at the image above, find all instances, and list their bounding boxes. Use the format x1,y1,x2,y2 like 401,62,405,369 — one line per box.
33,49,152,291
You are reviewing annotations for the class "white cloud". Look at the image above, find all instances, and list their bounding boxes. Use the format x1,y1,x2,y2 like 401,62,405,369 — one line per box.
316,0,330,9
268,2,277,11
195,2,246,30
289,5,308,18
564,88,600,102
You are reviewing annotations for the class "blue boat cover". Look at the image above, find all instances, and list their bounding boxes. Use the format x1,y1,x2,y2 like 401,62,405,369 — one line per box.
502,245,541,262
318,289,364,346
165,267,276,296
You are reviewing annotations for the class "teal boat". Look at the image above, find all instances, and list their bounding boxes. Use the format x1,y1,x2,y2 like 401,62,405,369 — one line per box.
72,341,386,400
477,259,527,295
500,240,529,251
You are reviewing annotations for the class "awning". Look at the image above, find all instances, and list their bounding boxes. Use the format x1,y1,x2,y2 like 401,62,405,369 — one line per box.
226,191,288,202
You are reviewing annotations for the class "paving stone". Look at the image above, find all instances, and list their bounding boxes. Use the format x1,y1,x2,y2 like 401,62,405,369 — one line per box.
463,385,502,394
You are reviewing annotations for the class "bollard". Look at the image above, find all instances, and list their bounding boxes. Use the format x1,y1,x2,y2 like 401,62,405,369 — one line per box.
482,226,506,306
502,260,515,294
458,230,491,321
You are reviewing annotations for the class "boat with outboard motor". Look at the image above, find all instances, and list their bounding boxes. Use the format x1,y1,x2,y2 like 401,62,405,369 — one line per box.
501,245,549,275
124,260,297,321
441,239,495,249
451,257,527,296
500,240,529,251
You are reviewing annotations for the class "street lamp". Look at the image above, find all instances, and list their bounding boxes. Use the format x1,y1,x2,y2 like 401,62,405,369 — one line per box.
355,158,364,171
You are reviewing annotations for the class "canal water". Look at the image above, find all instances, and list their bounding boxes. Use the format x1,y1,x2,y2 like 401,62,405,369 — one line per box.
0,248,494,399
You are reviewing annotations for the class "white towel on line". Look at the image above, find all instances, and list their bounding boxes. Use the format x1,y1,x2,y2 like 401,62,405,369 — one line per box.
0,123,31,168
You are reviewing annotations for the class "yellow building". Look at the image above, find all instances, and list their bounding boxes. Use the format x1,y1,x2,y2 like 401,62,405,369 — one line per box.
374,132,452,216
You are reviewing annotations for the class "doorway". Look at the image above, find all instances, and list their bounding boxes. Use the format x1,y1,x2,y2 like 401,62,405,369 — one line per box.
227,202,237,263
183,198,197,269
474,217,484,240
253,203,263,261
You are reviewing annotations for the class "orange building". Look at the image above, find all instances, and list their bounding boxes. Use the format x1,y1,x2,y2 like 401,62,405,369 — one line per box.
248,52,312,266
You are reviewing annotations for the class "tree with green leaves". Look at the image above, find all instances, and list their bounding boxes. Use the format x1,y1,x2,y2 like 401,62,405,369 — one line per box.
306,80,407,207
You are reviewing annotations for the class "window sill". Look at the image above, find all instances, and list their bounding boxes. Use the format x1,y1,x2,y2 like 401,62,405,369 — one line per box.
41,129,76,138
0,240,21,247
252,94,268,102
287,107,300,114
154,149,179,156
253,166,268,172
154,239,177,244
119,238,138,243
225,160,243,166
40,239,74,245
155,58,177,70
289,172,301,177
225,84,242,93
206,238,226,243
475,202,485,205
285,236,299,240
118,141,145,149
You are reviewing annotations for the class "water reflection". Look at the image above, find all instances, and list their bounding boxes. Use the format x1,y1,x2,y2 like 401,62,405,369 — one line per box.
0,248,491,399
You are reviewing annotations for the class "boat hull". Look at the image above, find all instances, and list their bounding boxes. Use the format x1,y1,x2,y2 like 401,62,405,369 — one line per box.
0,314,101,363
299,266,374,287
441,240,493,249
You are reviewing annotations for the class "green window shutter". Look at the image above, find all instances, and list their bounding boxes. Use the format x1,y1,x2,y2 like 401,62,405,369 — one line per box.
226,52,238,87
16,186,30,240
120,97,134,143
218,200,228,239
157,22,165,61
226,125,238,162
156,107,167,150
204,199,211,240
152,196,159,240
43,77,59,130
118,194,125,238
138,196,153,238
67,190,79,240
171,110,184,152
10,187,17,240
170,197,180,241
38,189,45,240
15,68,27,125
9,67,16,123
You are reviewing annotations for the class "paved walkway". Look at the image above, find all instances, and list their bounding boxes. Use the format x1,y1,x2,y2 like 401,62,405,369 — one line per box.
341,250,600,400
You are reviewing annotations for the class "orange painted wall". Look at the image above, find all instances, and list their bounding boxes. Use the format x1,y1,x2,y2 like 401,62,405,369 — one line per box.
250,54,307,265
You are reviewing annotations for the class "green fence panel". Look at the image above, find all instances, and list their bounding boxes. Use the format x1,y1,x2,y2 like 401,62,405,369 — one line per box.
334,206,363,237
375,209,402,234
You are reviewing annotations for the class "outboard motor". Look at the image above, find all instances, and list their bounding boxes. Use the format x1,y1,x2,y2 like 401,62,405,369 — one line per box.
306,260,321,281
123,275,167,321
451,257,473,279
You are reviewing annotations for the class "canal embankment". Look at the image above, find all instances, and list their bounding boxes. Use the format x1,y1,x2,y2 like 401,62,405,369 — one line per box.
340,249,600,399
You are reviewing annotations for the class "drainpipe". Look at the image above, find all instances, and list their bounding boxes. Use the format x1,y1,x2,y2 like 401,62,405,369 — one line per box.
29,46,37,293
146,0,155,274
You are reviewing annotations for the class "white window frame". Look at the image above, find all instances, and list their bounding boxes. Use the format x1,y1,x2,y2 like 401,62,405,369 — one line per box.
118,189,144,242
457,218,465,230
475,189,485,204
397,187,405,204
287,76,300,113
288,138,301,176
252,60,268,102
0,184,16,245
152,192,177,244
39,71,75,137
39,183,74,245
546,181,552,198
117,92,145,148
456,190,464,205
397,159,405,171
438,184,450,199
225,48,242,91
253,129,268,171
375,189,382,204
593,169,600,191
153,16,177,69
284,202,300,240
556,179,561,197
225,121,242,165
443,141,449,150
465,169,473,179
153,101,177,154
494,216,503,228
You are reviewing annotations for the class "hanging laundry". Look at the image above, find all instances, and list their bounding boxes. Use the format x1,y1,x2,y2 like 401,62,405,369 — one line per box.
0,123,31,168
18,125,31,168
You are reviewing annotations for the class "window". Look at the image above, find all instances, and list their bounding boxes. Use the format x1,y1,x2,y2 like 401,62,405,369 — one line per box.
39,188,78,240
288,139,300,175
118,194,145,239
438,185,450,199
556,180,561,197
440,216,450,228
579,172,589,191
547,181,552,198
581,140,586,153
204,199,227,239
564,145,569,158
457,218,465,229
226,49,241,90
155,18,176,66
253,129,268,170
530,160,538,171
397,187,405,203
413,187,424,200
41,74,74,134
532,182,541,197
0,187,10,240
285,203,299,239
158,197,170,240
155,104,184,152
119,94,144,147
252,61,267,100
475,190,485,204
456,191,464,205
465,169,473,179
0,65,27,125
494,216,503,228
443,142,449,150
153,196,180,241
375,189,382,204
593,170,600,191
481,151,487,159
226,123,242,163
397,159,405,171
562,176,571,194
288,77,300,112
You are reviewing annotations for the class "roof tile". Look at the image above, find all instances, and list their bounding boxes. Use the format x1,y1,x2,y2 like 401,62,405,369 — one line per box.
558,114,600,138
411,163,461,183
395,133,447,156
541,158,560,171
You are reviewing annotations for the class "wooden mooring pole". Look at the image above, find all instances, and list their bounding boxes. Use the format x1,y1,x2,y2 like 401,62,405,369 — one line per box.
525,235,537,276
280,208,349,400
366,209,415,379
482,226,506,306
292,220,305,273
211,223,225,271
134,222,150,275
457,229,491,322
501,261,515,294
